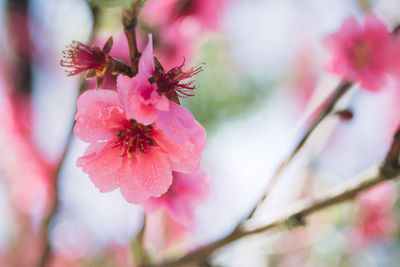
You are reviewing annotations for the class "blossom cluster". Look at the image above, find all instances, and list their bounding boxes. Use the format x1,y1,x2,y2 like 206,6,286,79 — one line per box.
58,0,221,251
61,31,208,244
69,34,207,204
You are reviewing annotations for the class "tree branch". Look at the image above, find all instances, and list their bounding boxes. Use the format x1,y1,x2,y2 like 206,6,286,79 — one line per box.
244,81,352,221
36,6,99,267
156,125,400,267
122,1,142,75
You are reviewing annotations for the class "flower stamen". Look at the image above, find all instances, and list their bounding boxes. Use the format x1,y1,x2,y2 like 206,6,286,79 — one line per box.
60,41,107,76
114,120,154,157
152,59,203,101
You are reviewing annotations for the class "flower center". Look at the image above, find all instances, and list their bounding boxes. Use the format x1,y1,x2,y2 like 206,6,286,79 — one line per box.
114,120,154,157
350,41,372,69
61,41,107,76
151,60,203,102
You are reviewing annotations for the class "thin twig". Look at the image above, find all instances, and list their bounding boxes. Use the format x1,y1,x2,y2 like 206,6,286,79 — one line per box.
123,2,142,75
131,215,149,267
36,6,99,267
156,125,400,267
244,81,352,221
356,0,371,13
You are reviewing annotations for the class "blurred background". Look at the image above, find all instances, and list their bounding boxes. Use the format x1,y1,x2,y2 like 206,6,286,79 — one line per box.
1,0,400,266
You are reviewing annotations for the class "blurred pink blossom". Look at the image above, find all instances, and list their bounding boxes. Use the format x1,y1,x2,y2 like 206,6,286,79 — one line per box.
144,170,209,250
139,0,227,69
145,170,209,225
349,182,397,250
0,70,52,216
291,44,319,108
141,0,226,31
323,14,400,91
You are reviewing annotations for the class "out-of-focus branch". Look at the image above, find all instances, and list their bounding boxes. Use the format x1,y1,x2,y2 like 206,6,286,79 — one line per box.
156,125,400,267
245,81,352,221
131,215,149,267
243,22,400,223
6,0,33,137
356,0,371,13
36,6,99,267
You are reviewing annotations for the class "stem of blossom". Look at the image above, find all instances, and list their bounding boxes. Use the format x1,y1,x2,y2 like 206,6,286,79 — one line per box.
356,0,371,12
123,2,142,75
36,6,99,267
131,214,149,266
243,81,352,222
110,56,134,77
156,125,400,267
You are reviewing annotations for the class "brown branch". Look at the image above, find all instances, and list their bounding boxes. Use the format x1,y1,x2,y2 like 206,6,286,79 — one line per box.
111,57,134,77
241,21,400,227
244,81,352,221
36,6,99,267
122,2,142,75
356,0,371,13
156,126,400,267
131,215,149,267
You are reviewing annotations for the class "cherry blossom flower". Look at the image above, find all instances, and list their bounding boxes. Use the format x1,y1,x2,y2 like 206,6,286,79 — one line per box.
139,0,226,69
145,170,208,224
89,35,131,90
145,210,190,251
117,35,170,125
117,34,206,156
74,89,204,204
144,170,209,249
61,37,114,89
141,0,226,32
323,14,400,91
349,182,397,250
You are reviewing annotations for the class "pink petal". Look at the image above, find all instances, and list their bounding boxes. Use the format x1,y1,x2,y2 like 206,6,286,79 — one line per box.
155,95,170,111
138,34,155,78
134,147,173,197
117,74,167,125
156,102,206,147
165,197,194,225
152,130,200,173
164,171,209,224
173,171,209,204
77,141,129,192
119,165,151,204
74,89,126,143
164,213,191,246
116,75,131,105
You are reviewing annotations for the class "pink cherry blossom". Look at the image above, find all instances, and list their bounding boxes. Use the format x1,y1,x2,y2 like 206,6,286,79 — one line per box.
117,35,206,163
141,0,226,32
145,210,191,252
89,34,131,90
74,89,204,203
349,182,397,250
145,170,209,225
144,170,209,249
0,70,52,216
117,34,169,125
323,14,400,91
139,0,227,69
118,34,203,124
